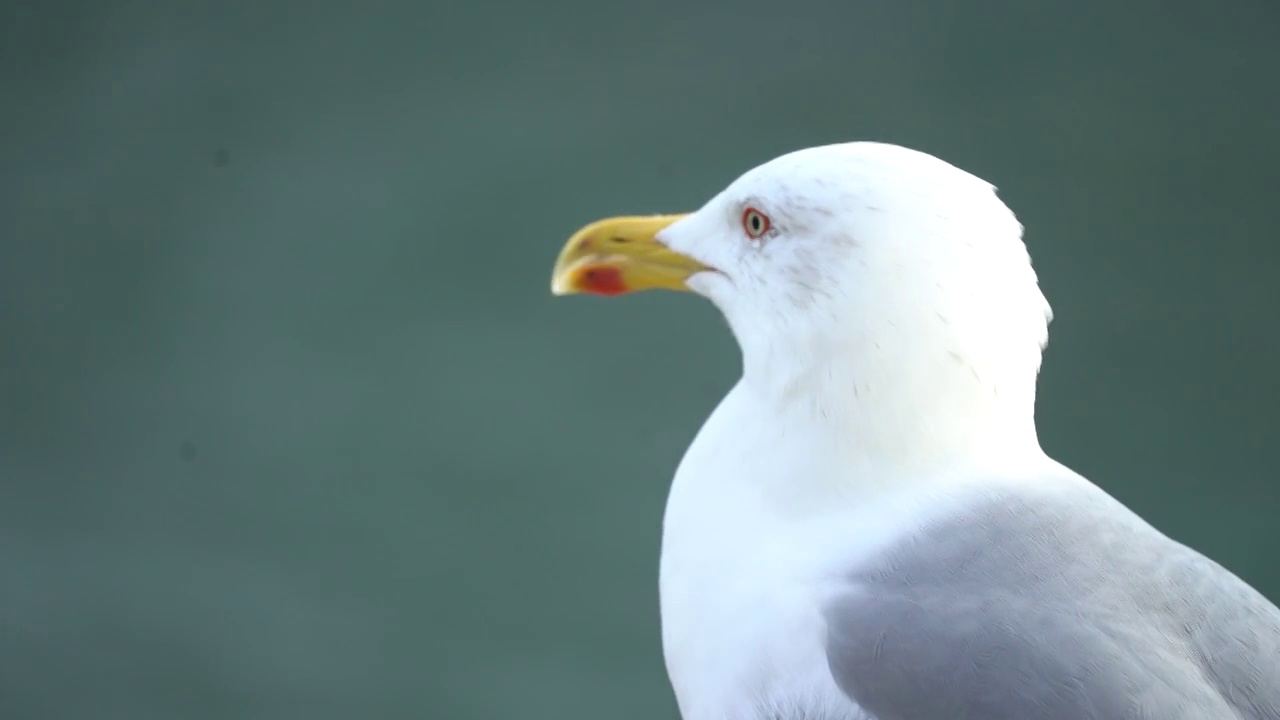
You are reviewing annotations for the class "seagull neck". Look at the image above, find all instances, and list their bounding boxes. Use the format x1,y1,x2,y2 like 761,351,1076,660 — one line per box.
739,345,1044,478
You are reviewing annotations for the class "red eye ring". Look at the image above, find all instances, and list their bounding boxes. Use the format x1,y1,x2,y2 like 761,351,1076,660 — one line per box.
742,207,771,239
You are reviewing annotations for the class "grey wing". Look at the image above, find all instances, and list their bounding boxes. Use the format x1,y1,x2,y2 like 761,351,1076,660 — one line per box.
824,478,1280,720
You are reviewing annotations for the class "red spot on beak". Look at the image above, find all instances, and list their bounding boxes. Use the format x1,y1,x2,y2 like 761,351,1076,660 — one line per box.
579,266,627,296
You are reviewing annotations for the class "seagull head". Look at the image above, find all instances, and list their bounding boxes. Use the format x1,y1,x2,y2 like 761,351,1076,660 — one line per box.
552,142,1054,461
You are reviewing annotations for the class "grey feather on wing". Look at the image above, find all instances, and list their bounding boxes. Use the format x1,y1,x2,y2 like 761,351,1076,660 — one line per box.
822,480,1280,720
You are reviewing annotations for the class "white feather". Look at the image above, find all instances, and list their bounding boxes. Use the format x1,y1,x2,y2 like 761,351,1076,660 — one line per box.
652,142,1058,719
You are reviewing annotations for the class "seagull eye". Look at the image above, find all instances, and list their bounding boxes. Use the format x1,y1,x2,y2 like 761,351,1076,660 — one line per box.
742,207,771,239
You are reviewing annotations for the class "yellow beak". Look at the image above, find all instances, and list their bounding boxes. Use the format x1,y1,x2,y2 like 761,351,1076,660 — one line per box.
550,214,710,296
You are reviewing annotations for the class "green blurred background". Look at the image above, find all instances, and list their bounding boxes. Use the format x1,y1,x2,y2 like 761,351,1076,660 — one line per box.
3,0,1278,717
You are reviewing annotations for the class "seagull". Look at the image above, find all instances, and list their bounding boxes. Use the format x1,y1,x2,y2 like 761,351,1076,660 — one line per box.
549,141,1280,719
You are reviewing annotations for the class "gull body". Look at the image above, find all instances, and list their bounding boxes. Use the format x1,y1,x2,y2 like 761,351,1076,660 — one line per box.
550,142,1280,719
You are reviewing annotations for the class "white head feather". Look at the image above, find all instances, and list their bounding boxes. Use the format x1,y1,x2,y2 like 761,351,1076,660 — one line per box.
657,142,1053,470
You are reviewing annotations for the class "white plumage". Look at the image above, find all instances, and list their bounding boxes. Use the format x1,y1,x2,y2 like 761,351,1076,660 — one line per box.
561,142,1280,720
